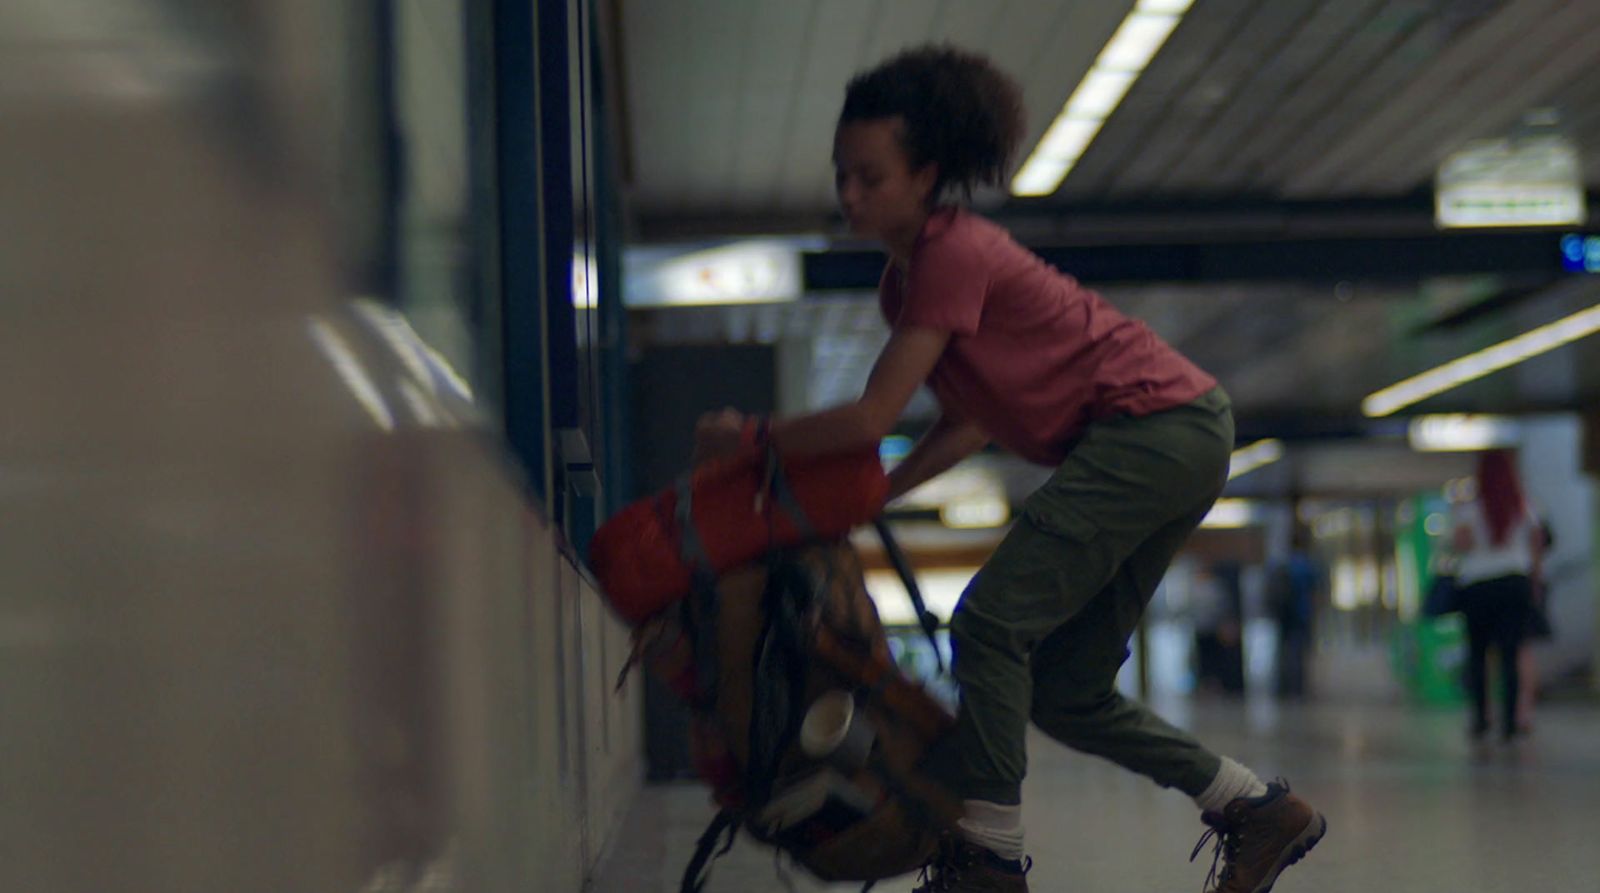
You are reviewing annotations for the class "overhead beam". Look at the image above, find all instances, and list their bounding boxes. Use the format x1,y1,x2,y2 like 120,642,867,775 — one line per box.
804,229,1588,288
632,193,1600,245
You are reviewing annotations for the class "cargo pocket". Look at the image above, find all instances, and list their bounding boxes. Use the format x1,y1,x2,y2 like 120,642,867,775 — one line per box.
948,487,1111,638
1020,493,1100,544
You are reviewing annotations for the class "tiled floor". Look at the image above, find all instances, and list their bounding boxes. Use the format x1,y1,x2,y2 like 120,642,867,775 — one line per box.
589,698,1600,892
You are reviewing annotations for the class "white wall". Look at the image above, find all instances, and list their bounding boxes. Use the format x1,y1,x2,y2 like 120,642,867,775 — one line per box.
1516,417,1597,685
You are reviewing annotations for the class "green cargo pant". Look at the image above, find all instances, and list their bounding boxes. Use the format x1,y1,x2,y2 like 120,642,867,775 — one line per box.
946,387,1235,805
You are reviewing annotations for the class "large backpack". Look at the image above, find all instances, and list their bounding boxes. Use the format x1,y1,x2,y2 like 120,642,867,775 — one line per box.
597,449,962,890
628,539,962,891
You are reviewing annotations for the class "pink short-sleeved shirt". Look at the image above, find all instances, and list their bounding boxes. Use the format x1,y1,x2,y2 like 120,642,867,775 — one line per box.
880,207,1217,466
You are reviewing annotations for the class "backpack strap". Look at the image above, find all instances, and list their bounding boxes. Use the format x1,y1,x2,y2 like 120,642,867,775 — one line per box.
671,472,724,709
743,555,814,806
678,808,740,893
872,518,944,673
762,448,818,541
674,472,715,578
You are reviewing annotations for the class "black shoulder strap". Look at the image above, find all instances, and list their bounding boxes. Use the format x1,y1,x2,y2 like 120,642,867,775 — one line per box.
872,517,944,673
679,808,740,893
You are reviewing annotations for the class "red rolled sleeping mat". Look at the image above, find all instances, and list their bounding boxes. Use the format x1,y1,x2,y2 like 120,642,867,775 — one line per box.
589,447,888,625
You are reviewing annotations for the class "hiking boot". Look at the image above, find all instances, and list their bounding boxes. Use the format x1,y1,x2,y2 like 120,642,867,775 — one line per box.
1191,780,1325,893
912,835,1031,892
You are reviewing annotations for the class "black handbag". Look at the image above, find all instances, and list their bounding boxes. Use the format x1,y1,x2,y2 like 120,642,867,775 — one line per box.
1422,574,1460,618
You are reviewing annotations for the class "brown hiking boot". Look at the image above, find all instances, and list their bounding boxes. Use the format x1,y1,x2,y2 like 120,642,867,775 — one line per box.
912,835,1031,892
1191,780,1326,893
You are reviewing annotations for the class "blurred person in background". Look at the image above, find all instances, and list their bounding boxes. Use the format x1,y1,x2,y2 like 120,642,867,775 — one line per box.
1268,527,1321,699
1451,450,1544,743
1192,562,1246,698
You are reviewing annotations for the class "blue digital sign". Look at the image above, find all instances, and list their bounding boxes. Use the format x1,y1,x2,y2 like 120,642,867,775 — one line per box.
1562,233,1600,273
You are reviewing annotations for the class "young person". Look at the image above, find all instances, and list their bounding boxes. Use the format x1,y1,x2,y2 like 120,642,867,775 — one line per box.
695,45,1325,893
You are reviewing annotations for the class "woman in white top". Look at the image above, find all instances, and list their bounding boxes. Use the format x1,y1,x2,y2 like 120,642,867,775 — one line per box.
1451,450,1544,742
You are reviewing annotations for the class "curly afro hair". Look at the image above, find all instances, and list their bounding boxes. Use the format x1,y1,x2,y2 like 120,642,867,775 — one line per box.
838,44,1026,201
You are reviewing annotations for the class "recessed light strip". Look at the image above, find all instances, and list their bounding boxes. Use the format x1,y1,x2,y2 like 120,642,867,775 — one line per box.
1228,438,1284,481
1011,0,1195,197
1362,302,1600,417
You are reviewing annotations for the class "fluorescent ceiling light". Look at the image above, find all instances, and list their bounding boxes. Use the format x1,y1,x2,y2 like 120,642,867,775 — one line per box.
1228,438,1284,480
1011,158,1072,198
1098,13,1181,71
1202,498,1259,529
1037,117,1104,162
1011,1,1193,197
940,495,1011,529
1067,69,1137,118
1363,302,1600,417
1407,414,1521,452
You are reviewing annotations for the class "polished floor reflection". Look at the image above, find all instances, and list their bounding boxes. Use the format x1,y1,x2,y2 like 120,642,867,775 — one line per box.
590,698,1600,892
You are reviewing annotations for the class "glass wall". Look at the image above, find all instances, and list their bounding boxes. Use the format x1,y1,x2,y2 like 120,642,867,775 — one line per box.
336,0,625,546
388,0,503,409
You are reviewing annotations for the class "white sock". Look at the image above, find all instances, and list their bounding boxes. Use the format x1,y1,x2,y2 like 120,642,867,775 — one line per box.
1194,757,1269,813
957,800,1025,862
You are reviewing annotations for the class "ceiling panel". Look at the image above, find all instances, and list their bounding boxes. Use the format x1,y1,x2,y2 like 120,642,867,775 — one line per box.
1208,0,1431,194
926,0,1010,51
1546,68,1600,166
1279,0,1573,195
1358,7,1600,195
1104,0,1326,196
1153,0,1384,194
860,0,946,67
676,1,746,209
726,0,816,209
620,0,695,208
973,0,1079,92
1244,5,1439,193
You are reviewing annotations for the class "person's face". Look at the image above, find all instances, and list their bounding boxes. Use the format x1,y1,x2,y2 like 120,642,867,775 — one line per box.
833,117,937,242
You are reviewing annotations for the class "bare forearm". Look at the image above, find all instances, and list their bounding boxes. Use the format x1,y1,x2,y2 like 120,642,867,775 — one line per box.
887,415,990,502
768,402,886,459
